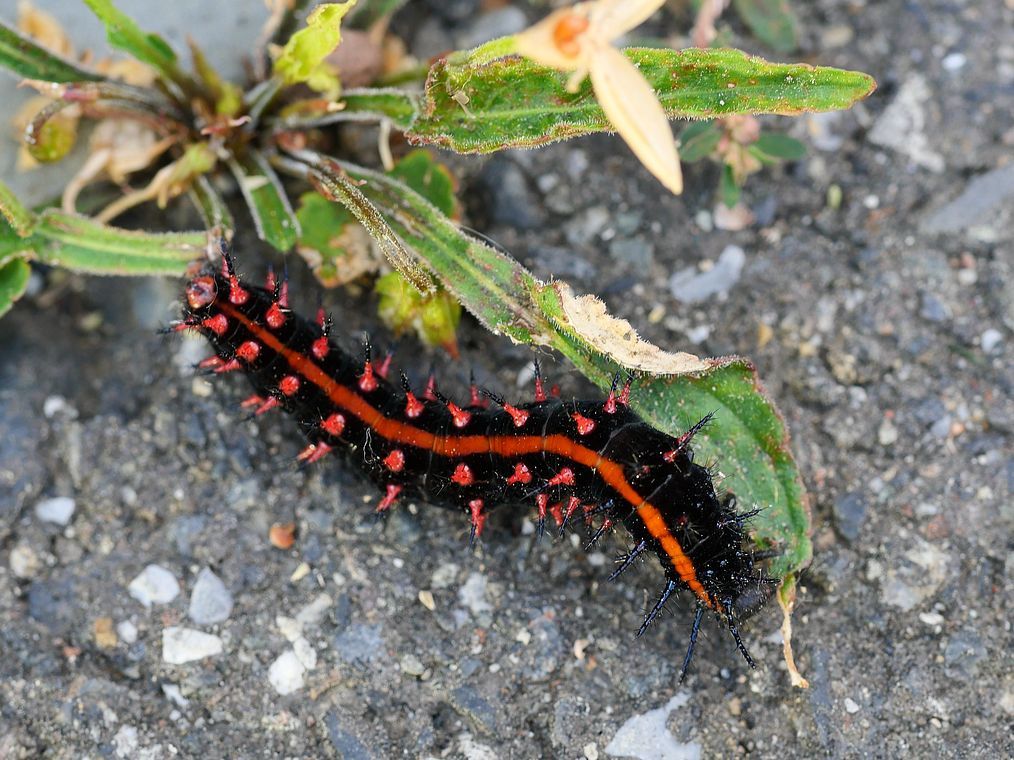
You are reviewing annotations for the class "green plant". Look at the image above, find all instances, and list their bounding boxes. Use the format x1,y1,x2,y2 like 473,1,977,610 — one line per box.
680,114,807,209
0,0,874,686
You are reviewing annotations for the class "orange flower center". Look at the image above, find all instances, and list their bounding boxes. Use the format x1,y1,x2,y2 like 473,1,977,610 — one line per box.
552,13,590,57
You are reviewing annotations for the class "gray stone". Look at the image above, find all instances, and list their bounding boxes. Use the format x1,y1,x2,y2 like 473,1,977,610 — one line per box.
919,291,951,323
334,623,385,664
832,491,867,542
187,568,233,625
450,686,499,736
922,164,1014,233
28,578,77,635
170,515,206,557
669,245,746,303
518,611,564,680
944,630,987,677
868,75,945,172
529,246,598,282
564,205,611,246
608,236,655,269
325,712,378,760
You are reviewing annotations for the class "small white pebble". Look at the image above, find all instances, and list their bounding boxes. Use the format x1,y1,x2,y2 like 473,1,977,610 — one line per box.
919,611,945,626
292,636,317,669
268,650,306,695
295,593,333,628
941,52,966,71
878,418,899,446
685,325,711,344
583,743,600,760
34,496,76,525
112,725,139,758
161,683,190,707
161,626,223,664
43,395,75,419
9,544,41,578
401,653,426,676
980,328,1002,353
129,564,180,607
117,620,139,644
844,697,861,714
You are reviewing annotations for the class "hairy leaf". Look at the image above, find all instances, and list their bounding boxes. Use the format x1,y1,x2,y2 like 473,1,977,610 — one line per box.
408,46,875,153
228,151,300,253
0,180,36,237
188,175,235,237
287,152,811,585
273,89,417,130
81,0,188,88
0,20,103,82
33,210,207,275
0,257,31,319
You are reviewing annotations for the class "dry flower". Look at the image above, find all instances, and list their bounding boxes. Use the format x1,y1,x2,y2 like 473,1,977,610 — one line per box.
515,0,682,194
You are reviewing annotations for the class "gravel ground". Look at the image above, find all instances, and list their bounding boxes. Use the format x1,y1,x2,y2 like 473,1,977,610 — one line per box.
1,1,1012,758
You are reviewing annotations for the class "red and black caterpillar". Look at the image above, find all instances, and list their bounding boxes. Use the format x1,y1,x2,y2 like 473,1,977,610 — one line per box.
175,257,774,680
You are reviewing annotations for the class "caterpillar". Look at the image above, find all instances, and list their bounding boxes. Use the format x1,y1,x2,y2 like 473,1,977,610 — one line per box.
173,255,774,681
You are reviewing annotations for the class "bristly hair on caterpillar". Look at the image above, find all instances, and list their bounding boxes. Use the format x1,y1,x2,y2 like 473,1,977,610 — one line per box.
170,249,776,682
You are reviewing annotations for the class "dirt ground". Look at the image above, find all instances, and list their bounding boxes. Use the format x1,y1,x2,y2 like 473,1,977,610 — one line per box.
1,1,1011,758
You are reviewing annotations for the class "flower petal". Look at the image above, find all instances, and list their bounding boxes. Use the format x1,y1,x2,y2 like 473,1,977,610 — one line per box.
589,45,682,194
514,5,593,71
590,0,666,38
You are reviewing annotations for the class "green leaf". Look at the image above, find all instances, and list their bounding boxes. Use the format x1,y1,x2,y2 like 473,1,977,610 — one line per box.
273,1,356,88
81,0,189,89
720,163,741,208
0,180,37,237
0,257,31,319
296,156,809,584
273,89,418,130
679,121,722,162
304,156,434,294
340,88,418,129
388,150,459,219
375,271,461,355
189,39,243,116
752,132,806,160
408,46,875,153
0,21,104,82
228,151,300,252
188,174,235,236
294,190,355,285
732,0,799,54
33,210,206,275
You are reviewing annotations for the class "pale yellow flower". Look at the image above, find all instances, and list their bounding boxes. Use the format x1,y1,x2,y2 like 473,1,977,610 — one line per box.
515,0,682,194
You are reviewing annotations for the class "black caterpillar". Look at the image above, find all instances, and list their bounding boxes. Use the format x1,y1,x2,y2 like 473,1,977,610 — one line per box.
174,256,774,680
